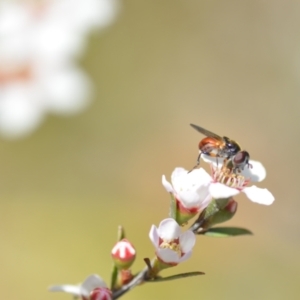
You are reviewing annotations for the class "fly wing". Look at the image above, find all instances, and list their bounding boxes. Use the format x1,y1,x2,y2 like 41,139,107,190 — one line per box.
190,124,223,141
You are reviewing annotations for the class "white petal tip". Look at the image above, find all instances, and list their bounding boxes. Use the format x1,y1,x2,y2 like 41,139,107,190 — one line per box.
243,186,274,205
162,175,174,193
243,160,267,182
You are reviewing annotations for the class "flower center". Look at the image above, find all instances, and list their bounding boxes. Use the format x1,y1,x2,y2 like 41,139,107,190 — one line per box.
0,65,32,85
211,163,249,190
159,239,182,257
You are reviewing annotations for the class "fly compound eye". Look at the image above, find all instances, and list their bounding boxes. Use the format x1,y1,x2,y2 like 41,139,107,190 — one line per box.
233,151,249,165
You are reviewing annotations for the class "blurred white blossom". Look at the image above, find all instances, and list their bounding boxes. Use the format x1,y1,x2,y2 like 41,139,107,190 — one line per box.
49,274,109,299
0,0,120,138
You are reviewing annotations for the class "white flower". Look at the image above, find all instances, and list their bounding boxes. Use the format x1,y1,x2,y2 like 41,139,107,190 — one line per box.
49,274,108,299
149,218,196,265
201,155,266,182
0,0,120,138
0,60,91,138
25,0,121,62
162,167,212,212
0,0,121,61
202,155,275,205
165,158,274,206
45,0,121,36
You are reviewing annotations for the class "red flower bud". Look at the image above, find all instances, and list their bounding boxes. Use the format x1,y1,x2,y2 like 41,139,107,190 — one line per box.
111,239,136,269
90,287,112,300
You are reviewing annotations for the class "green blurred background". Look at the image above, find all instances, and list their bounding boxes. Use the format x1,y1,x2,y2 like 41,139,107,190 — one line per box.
1,1,299,299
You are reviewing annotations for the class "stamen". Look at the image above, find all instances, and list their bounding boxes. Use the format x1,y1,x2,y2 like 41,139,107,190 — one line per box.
211,162,249,190
160,240,182,257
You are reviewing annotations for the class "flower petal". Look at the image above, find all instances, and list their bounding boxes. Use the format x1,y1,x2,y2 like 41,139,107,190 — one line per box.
201,155,223,165
48,284,81,295
209,182,240,199
149,225,159,248
170,167,189,186
176,189,210,209
0,84,44,138
80,274,107,297
172,167,211,188
178,250,192,263
172,168,211,209
162,175,174,193
241,160,266,182
42,64,92,115
157,218,180,240
156,248,180,264
179,230,196,253
243,186,274,205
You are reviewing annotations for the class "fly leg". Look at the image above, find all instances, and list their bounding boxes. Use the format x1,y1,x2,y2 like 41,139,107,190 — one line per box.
188,152,201,173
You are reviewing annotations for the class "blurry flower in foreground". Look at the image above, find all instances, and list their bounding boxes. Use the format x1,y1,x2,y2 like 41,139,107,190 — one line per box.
45,0,121,37
0,0,121,62
162,168,212,223
49,274,110,300
0,61,91,138
149,218,195,267
0,0,121,138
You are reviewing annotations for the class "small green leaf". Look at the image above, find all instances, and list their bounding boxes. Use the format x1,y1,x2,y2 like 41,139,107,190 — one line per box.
201,227,253,237
146,271,205,282
110,264,118,290
117,225,126,241
169,193,177,220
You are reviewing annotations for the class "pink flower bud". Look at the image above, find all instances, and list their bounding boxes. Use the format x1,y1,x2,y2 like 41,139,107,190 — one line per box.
225,199,238,214
90,287,112,300
111,239,136,269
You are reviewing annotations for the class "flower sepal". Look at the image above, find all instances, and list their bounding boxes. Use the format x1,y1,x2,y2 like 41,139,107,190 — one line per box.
152,256,175,272
111,269,134,291
190,198,237,233
175,200,199,225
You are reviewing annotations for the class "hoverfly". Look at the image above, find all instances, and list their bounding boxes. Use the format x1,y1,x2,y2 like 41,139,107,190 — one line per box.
189,123,251,173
